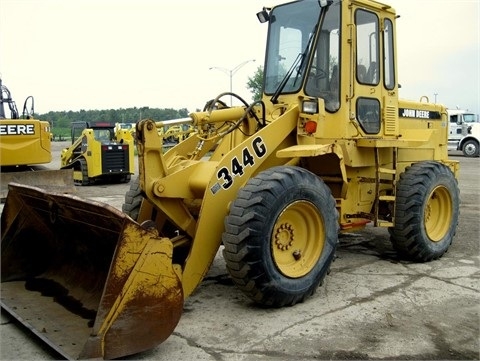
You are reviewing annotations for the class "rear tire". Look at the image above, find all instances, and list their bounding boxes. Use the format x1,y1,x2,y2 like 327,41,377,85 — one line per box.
462,139,479,157
389,161,460,262
222,166,338,307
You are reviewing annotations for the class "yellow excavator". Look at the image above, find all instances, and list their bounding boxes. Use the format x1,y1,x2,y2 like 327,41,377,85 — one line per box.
0,78,74,199
1,0,460,359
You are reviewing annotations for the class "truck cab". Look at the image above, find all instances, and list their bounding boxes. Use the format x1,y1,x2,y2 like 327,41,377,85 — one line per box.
448,109,480,157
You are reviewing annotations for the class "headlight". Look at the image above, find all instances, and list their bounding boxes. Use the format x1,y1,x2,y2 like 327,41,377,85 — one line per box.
302,100,318,114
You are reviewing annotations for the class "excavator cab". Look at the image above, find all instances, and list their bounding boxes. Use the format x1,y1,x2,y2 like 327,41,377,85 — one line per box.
0,79,52,168
0,79,74,199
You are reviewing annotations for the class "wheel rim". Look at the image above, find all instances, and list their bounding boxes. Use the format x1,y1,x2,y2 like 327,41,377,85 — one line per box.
271,200,325,278
424,185,452,242
464,142,477,156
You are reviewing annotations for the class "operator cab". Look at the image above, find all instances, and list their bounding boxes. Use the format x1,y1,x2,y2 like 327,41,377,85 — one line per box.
260,0,398,138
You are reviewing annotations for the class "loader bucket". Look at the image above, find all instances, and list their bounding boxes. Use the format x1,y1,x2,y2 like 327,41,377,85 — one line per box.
1,183,184,360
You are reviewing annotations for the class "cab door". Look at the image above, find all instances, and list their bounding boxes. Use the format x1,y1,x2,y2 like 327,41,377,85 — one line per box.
352,7,398,137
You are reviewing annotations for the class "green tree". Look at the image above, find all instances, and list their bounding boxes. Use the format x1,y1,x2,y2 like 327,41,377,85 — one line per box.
247,66,264,102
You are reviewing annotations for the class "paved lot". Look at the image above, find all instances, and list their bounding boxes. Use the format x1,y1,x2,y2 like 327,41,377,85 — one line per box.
1,145,479,360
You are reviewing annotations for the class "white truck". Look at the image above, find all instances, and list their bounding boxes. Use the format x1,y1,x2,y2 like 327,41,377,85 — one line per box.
448,109,480,157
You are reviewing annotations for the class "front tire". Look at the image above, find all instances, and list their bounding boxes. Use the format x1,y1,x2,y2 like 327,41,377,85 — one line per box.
222,166,339,307
389,161,460,262
122,176,143,220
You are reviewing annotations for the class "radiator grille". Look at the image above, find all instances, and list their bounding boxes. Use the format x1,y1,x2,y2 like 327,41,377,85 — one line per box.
101,146,129,173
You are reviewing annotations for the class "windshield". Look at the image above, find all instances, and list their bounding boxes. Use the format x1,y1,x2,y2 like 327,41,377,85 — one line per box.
264,1,322,95
463,114,478,123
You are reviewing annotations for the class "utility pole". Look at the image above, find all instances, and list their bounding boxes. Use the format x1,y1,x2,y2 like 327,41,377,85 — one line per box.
209,59,256,106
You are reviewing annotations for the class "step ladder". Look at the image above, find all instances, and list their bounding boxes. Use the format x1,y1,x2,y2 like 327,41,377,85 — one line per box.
374,147,397,227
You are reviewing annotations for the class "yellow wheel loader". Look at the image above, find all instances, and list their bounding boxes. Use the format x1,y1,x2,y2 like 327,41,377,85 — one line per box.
1,0,460,359
60,121,135,185
0,78,74,198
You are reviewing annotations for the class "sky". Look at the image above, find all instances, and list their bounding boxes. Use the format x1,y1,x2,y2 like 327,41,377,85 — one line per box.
1,0,479,116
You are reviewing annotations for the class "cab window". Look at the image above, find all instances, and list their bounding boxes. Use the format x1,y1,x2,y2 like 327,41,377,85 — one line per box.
305,2,341,112
357,97,380,134
355,9,380,134
355,9,379,85
383,18,395,90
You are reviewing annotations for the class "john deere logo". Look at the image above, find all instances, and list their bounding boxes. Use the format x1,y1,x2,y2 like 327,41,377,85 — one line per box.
0,124,35,135
399,108,441,120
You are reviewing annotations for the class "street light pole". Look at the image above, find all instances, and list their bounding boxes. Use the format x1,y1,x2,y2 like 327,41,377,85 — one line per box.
209,59,256,106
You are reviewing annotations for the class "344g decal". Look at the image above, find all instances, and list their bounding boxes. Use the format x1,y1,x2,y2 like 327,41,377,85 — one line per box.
210,136,267,194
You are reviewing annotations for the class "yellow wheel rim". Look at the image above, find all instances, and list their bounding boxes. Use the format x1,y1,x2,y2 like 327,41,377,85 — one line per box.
271,200,325,278
424,185,452,242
